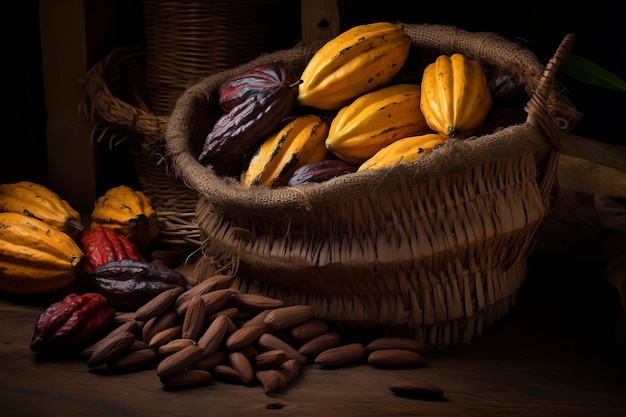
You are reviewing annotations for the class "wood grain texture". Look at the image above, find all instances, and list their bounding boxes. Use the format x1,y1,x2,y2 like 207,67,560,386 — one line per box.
39,0,97,212
301,0,341,42
559,133,626,199
1,284,625,417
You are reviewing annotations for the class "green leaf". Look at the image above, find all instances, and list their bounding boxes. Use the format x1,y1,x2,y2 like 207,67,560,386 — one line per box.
560,54,626,93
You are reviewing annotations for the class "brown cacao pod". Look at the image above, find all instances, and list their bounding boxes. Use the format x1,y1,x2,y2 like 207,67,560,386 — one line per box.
287,159,357,186
79,226,145,273
84,259,190,311
30,292,114,352
218,63,299,113
198,81,300,169
488,70,527,108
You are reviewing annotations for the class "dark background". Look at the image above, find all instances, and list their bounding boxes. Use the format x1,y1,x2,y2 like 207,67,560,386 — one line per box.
337,0,626,144
3,0,624,187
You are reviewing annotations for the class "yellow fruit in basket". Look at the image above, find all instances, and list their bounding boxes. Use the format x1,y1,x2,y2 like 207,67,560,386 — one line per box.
358,133,446,171
420,53,492,138
325,83,430,164
242,114,329,188
0,181,84,237
90,185,159,249
298,21,411,110
0,212,85,295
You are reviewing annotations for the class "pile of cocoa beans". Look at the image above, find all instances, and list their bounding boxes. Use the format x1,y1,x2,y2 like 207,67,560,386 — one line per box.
78,273,444,399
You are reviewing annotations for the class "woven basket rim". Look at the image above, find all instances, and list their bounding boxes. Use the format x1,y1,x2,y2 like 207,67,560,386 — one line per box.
82,22,580,155
83,44,168,147
84,0,283,145
164,23,579,214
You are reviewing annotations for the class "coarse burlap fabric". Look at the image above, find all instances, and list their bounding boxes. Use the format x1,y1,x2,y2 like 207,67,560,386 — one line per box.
165,23,580,348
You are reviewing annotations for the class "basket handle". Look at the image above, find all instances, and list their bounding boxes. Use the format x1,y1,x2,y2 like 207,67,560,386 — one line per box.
524,33,577,151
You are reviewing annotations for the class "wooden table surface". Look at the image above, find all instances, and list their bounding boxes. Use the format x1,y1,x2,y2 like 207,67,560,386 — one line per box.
1,254,625,417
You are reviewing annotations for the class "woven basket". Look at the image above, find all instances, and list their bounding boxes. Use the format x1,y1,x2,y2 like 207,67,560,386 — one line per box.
83,0,279,250
142,0,280,116
165,24,580,349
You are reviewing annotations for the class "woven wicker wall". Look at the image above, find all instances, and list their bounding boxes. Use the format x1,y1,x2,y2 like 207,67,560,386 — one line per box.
142,0,281,116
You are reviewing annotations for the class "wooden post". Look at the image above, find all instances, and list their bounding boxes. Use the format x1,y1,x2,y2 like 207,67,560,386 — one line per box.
39,0,97,212
301,0,340,42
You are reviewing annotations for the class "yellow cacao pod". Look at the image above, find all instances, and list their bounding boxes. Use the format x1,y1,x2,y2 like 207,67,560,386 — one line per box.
90,185,159,249
0,212,85,295
420,53,492,138
325,83,430,164
298,22,411,110
241,114,329,188
358,133,446,171
0,181,84,237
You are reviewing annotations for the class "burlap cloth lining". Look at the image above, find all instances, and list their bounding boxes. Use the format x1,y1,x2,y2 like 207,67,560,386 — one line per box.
165,23,579,216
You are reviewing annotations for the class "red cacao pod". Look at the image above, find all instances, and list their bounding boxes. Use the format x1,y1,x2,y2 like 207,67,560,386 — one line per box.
79,226,146,272
219,63,299,113
30,292,114,352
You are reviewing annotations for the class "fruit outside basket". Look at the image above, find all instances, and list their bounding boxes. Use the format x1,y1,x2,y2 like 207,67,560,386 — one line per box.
165,23,581,349
82,0,279,251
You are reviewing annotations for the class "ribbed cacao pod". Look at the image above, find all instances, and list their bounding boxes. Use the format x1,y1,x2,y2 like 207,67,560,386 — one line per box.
241,114,329,188
420,53,492,139
90,185,160,249
298,22,411,110
325,83,429,164
79,226,146,273
358,133,446,171
30,292,114,352
0,212,85,295
198,78,301,170
287,159,357,186
84,259,190,311
0,181,84,237
218,63,299,113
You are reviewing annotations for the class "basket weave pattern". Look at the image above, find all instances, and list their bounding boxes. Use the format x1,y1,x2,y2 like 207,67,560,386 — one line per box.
193,146,546,346
83,0,280,249
165,24,579,348
142,0,279,116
